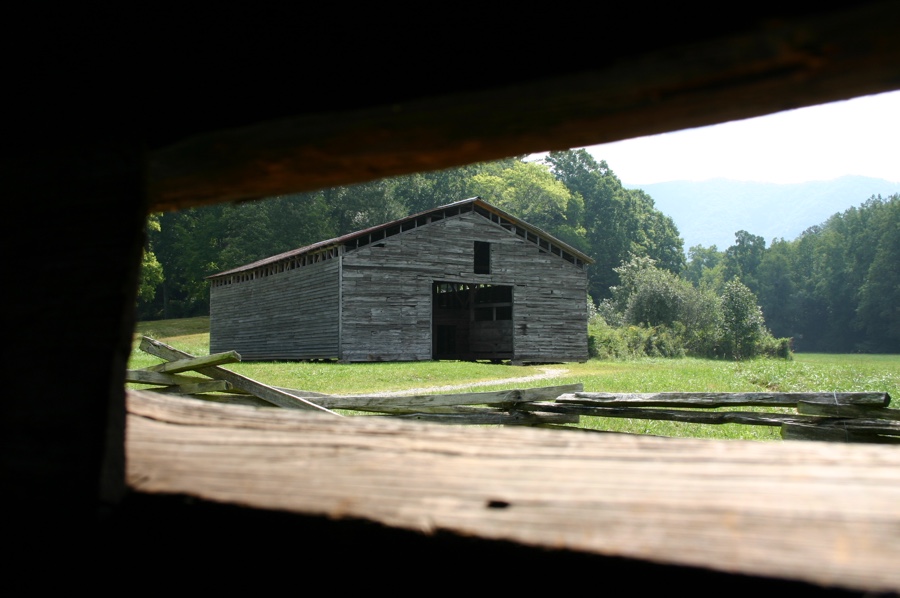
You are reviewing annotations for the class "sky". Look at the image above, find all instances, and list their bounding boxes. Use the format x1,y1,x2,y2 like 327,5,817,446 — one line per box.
569,89,900,186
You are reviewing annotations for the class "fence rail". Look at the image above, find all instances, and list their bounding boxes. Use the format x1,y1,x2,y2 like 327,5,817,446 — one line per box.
129,336,899,444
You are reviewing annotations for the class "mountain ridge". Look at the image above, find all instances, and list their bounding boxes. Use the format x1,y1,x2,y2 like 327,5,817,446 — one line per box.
627,176,900,252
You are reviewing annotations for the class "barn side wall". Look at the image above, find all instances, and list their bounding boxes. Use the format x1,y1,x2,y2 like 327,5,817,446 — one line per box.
209,259,341,360
339,212,589,363
510,255,590,364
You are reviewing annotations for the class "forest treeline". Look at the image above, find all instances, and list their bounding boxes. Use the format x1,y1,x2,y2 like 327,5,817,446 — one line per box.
138,149,900,354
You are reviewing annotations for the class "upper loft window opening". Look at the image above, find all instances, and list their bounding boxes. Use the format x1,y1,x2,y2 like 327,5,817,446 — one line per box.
474,241,491,274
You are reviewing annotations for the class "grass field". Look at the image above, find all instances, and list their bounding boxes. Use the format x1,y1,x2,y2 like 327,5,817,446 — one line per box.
131,317,900,441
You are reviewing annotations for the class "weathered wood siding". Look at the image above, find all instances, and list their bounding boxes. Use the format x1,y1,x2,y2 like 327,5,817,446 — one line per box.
209,258,341,360
339,239,434,362
340,212,588,363
511,255,590,364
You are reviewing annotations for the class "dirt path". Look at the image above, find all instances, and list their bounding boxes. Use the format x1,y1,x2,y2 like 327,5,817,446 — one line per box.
359,367,569,397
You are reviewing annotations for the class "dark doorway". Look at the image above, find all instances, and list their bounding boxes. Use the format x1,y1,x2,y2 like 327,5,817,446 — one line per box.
432,282,513,361
435,324,457,355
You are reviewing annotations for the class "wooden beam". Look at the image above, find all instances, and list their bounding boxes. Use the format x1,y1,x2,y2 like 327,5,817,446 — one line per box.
138,337,341,415
155,380,232,395
145,350,241,374
557,391,891,408
522,403,816,427
125,369,213,387
280,384,584,411
386,409,580,426
798,402,900,419
146,1,900,213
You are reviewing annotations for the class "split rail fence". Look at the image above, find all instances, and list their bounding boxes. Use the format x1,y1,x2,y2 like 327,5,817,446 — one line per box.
129,336,900,444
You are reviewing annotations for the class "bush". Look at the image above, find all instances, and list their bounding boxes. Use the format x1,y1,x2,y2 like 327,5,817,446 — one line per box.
588,315,634,359
758,335,794,360
588,317,685,359
590,258,791,361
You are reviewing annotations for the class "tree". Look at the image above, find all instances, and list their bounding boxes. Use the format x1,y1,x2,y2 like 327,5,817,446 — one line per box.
471,161,577,227
683,244,723,289
719,278,767,360
323,179,407,235
390,159,518,215
622,262,687,328
608,254,659,315
543,149,684,302
136,214,164,309
206,192,340,270
855,195,900,352
153,205,227,318
145,192,338,320
622,189,685,275
755,238,800,340
723,230,765,292
609,254,722,357
678,284,723,358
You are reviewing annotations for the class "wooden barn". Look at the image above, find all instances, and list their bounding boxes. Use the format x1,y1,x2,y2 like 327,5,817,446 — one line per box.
208,197,593,364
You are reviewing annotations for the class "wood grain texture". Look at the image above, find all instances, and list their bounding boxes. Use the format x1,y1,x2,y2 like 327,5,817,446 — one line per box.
126,390,900,595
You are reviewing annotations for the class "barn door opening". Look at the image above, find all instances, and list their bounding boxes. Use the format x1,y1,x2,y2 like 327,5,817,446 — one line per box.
432,282,513,362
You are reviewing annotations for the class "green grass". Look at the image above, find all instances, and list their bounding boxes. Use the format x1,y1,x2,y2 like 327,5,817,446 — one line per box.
130,317,900,441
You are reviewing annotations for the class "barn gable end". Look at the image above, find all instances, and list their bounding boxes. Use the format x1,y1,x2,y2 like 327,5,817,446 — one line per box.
208,197,593,364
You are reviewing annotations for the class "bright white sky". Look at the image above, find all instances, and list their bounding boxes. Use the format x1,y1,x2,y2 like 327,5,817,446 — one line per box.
571,89,900,186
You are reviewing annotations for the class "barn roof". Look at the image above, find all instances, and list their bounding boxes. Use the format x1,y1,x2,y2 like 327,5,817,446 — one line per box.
208,196,594,279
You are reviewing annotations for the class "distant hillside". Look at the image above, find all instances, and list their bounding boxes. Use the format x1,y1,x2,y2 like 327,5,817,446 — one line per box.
628,176,900,252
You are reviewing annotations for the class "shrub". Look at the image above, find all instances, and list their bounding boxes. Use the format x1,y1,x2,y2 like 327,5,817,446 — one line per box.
588,315,634,359
758,334,794,360
588,317,685,359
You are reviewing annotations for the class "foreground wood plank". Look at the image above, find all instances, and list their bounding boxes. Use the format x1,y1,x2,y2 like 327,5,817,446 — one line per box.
126,390,900,595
